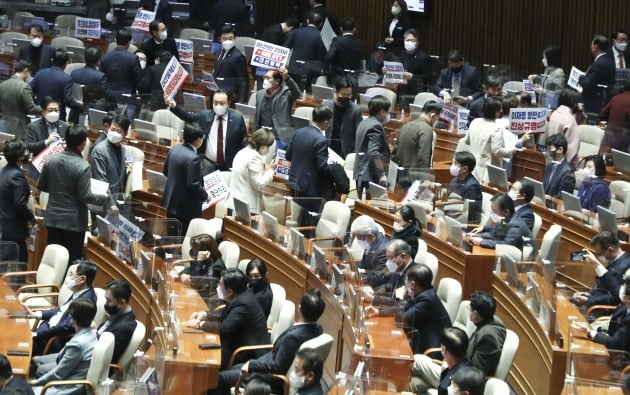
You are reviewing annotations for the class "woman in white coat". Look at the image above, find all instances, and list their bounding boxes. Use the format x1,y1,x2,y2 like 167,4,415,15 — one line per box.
227,128,277,214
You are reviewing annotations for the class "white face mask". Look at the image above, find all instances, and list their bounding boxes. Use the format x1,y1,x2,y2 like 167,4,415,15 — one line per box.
381,113,391,125
45,111,60,124
404,40,417,52
598,255,608,265
139,60,147,70
216,286,225,300
393,222,406,232
447,385,456,395
385,259,398,273
391,5,401,16
508,189,519,201
222,40,235,51
289,371,305,388
356,239,371,251
30,37,43,48
105,12,115,23
262,79,273,90
620,285,626,302
158,30,168,41
583,167,595,178
490,212,504,224
616,42,628,52
65,276,79,289
449,163,460,177
107,130,124,144
542,57,548,68
213,104,228,116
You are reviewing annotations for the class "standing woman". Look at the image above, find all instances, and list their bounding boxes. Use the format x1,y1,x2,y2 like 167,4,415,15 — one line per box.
0,140,35,262
382,0,412,60
530,45,566,108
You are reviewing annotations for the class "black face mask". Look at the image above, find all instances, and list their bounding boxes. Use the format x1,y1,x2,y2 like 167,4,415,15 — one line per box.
248,278,265,291
104,303,120,316
336,96,351,106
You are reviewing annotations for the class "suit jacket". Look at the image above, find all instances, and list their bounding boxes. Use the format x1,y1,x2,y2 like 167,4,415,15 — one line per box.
1,376,34,395
297,382,324,395
140,61,168,109
438,358,472,395
593,304,630,351
213,46,249,103
285,25,326,75
579,53,616,113
354,116,390,183
161,143,209,224
394,117,433,169
38,150,108,232
514,204,535,231
170,106,247,170
260,23,285,46
578,178,611,212
322,99,362,157
18,44,55,75
467,317,506,377
251,280,273,319
543,159,575,199
70,65,106,87
382,16,412,57
101,47,143,99
90,139,127,206
254,77,301,142
140,38,179,66
588,252,630,306
287,125,332,199
477,216,537,254
402,286,452,354
447,174,483,223
0,164,35,241
31,66,81,122
312,4,340,34
210,0,249,41
25,118,70,156
227,145,274,214
606,48,630,70
359,232,388,285
0,75,41,139
323,33,364,83
31,327,97,395
98,310,137,363
189,0,216,29
396,48,431,96
36,288,97,342
434,64,482,98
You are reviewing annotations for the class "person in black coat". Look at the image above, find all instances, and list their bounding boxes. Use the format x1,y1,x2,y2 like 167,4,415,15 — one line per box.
446,151,483,224
434,50,482,106
190,0,217,31
0,353,34,395
382,0,413,60
390,205,422,258
293,348,325,395
579,35,616,114
310,0,340,34
210,0,250,41
214,25,250,103
543,134,576,200
18,24,55,75
101,28,144,101
139,50,171,110
140,0,173,32
260,17,299,46
70,46,107,118
436,328,473,395
392,28,431,108
322,78,363,157
508,179,535,231
25,98,70,156
245,259,273,319
0,140,35,262
98,279,137,364
141,20,179,66
323,17,364,89
180,234,226,300
582,282,630,352
285,12,327,90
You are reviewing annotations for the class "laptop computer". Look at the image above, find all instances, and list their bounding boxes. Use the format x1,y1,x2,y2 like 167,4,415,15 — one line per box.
332,263,345,298
312,245,328,280
597,205,618,234
311,84,334,101
290,227,306,259
387,161,399,192
292,115,311,129
235,103,256,118
262,211,281,243
134,119,159,143
89,108,107,129
612,149,630,173
233,196,252,226
487,164,508,191
561,191,582,214
145,169,167,195
368,181,387,200
11,38,31,58
182,92,207,112
524,176,545,204
444,216,465,247
96,215,112,246
189,37,215,54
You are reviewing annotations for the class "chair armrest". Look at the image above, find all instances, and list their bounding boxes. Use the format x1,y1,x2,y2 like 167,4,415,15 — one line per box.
17,284,60,295
228,344,273,368
154,243,183,252
294,226,316,232
172,258,194,266
586,304,618,317
20,292,60,306
311,236,341,243
2,270,37,279
43,334,73,355
423,347,441,356
42,379,95,395
434,200,464,207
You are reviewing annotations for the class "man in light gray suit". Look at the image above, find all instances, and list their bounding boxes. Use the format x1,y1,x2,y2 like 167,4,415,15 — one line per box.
0,60,41,139
30,298,98,395
322,78,362,158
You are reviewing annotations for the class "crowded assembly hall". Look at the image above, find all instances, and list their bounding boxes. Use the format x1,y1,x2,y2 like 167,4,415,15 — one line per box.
0,0,629,394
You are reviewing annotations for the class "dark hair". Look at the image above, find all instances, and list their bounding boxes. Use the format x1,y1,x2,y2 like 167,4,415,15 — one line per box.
515,92,530,107
448,49,464,62
546,133,568,154
156,49,172,64
406,264,433,289
403,28,419,39
590,231,620,251
183,122,204,144
42,96,59,111
65,125,88,149
111,113,131,133
190,234,221,260
0,354,12,379
14,60,32,73
485,74,502,88
469,290,496,321
116,27,133,45
334,78,353,91
368,95,391,116
248,128,275,150
584,155,606,177
284,16,300,29
220,24,235,36
441,327,469,358
221,268,248,294
300,288,326,322
243,378,271,395
267,70,283,82
212,88,232,103
625,79,630,92
312,105,333,123
481,96,503,120
75,259,97,286
593,34,609,52
68,297,97,327
28,24,44,34
398,205,416,223
500,95,516,114
307,11,324,27
454,151,476,172
612,28,629,41
106,279,132,302
452,367,485,395
491,192,515,217
341,17,356,32
84,46,102,67
246,258,268,278
296,348,323,382
53,49,69,67
516,179,534,203
543,45,562,68
103,110,116,127
389,239,412,258
3,140,27,164
558,89,580,110
422,100,442,114
393,0,409,16
148,19,163,33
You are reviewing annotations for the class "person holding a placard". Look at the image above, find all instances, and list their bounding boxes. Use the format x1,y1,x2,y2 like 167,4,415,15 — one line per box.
528,45,565,109
579,34,616,114
382,0,413,60
0,60,41,139
141,20,179,66
25,97,69,156
394,28,431,109
548,89,581,168
213,25,249,103
323,17,364,90
139,0,173,32
141,50,172,110
18,24,55,76
434,50,482,106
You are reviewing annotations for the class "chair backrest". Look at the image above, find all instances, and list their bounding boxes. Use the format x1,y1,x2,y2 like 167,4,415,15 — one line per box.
93,288,107,327
365,87,397,108
237,259,249,274
64,62,86,75
51,36,84,51
413,92,440,106
181,218,222,259
107,42,138,53
437,277,462,323
179,28,209,40
532,212,542,240
0,31,27,48
268,282,287,327
415,252,438,286
483,377,510,395
81,136,91,161
36,244,69,293
453,300,476,337
455,136,470,152
234,36,256,55
86,331,115,387
218,241,240,269
54,15,78,35
293,106,314,120
479,192,494,227
610,180,630,217
12,12,34,29
314,75,329,87
270,300,296,343
116,320,146,370
502,80,524,93
152,109,185,141
577,125,604,158
493,329,519,380
539,224,562,262
315,201,351,241
124,145,145,195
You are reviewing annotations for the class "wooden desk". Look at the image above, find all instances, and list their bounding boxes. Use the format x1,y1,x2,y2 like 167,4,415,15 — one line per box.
0,279,32,379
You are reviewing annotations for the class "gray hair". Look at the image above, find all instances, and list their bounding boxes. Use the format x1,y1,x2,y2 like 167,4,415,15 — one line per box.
351,215,379,235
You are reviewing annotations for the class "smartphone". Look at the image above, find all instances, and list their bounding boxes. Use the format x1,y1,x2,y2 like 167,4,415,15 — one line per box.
570,251,585,261
198,343,221,350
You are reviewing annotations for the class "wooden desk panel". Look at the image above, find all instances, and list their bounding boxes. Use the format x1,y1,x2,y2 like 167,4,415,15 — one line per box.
0,280,32,379
511,149,546,181
433,129,460,163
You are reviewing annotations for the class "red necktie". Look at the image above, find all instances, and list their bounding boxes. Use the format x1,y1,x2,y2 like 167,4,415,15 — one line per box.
619,54,624,68
216,116,224,166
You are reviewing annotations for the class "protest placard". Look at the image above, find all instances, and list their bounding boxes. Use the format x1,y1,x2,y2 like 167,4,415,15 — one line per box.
567,66,585,93
616,68,630,85
75,17,101,39
509,108,548,134
131,10,155,32
275,149,291,180
457,108,470,134
175,38,194,65
30,139,66,177
522,79,537,105
108,214,145,263
250,40,290,70
160,57,189,99
437,104,459,130
383,61,406,85
202,170,230,207
320,18,336,51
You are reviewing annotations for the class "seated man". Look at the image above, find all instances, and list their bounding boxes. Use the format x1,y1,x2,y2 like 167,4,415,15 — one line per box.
411,291,506,393
30,260,97,356
444,151,482,224
436,327,472,395
572,231,630,307
98,279,137,364
543,133,575,201
448,366,485,395
185,269,270,369
290,348,325,395
0,354,34,394
349,215,388,287
213,289,326,394
508,178,535,231
467,74,503,123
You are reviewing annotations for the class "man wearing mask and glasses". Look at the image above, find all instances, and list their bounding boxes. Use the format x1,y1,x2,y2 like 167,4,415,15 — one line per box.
141,19,179,66
25,97,69,156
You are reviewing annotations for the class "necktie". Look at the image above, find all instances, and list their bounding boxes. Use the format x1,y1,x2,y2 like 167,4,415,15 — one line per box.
217,50,225,65
216,116,224,166
619,54,624,68
453,74,461,97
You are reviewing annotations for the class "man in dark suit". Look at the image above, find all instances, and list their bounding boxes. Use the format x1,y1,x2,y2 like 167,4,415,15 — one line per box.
434,50,482,106
161,123,209,236
285,11,327,90
323,17,363,89
25,97,70,156
0,353,34,395
168,88,247,173
101,28,144,103
140,50,172,110
579,34,616,114
140,19,179,66
394,28,431,109
18,24,56,75
435,328,472,395
213,25,249,103
322,78,362,157
31,49,82,123
260,16,299,46
213,288,326,394
186,269,270,370
310,0,340,34
210,0,249,41
508,179,535,231
586,281,630,351
292,348,325,395
0,60,41,139
29,261,98,356
447,151,483,224
98,279,137,364
543,133,576,200
70,46,107,122
467,74,502,122
189,0,217,30
606,29,629,84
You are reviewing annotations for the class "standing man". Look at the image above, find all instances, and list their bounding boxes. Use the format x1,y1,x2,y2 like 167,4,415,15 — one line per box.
25,97,69,156
98,279,137,364
141,19,179,66
579,34,616,114
309,0,340,34
101,28,143,103
168,89,247,174
395,28,431,109
213,25,249,103
162,123,209,236
323,17,364,90
37,126,108,262
260,16,299,45
285,11,327,91
394,100,441,169
18,24,55,75
322,78,362,157
140,50,172,110
210,0,249,42
607,28,629,70
467,74,503,122
0,60,41,139
434,50,482,106
70,46,107,122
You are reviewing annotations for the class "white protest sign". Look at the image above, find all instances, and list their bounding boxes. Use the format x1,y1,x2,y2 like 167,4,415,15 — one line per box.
30,139,66,174
203,170,229,207
438,104,458,125
567,66,585,93
383,61,406,85
275,149,290,180
175,38,193,65
616,68,630,84
107,214,145,263
522,79,537,105
131,10,155,32
160,57,189,99
201,70,220,91
457,108,470,134
509,108,548,134
320,18,337,51
250,40,290,70
75,17,101,39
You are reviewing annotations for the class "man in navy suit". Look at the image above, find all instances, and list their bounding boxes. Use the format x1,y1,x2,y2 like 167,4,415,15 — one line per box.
323,17,364,90
101,28,144,103
29,261,98,356
579,34,616,114
0,353,34,394
543,134,575,200
213,25,249,103
210,0,249,42
70,46,107,122
18,24,56,75
434,50,482,106
508,178,535,231
584,281,630,351
285,11,327,90
168,89,247,173
212,288,326,394
162,123,209,235
98,279,137,364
